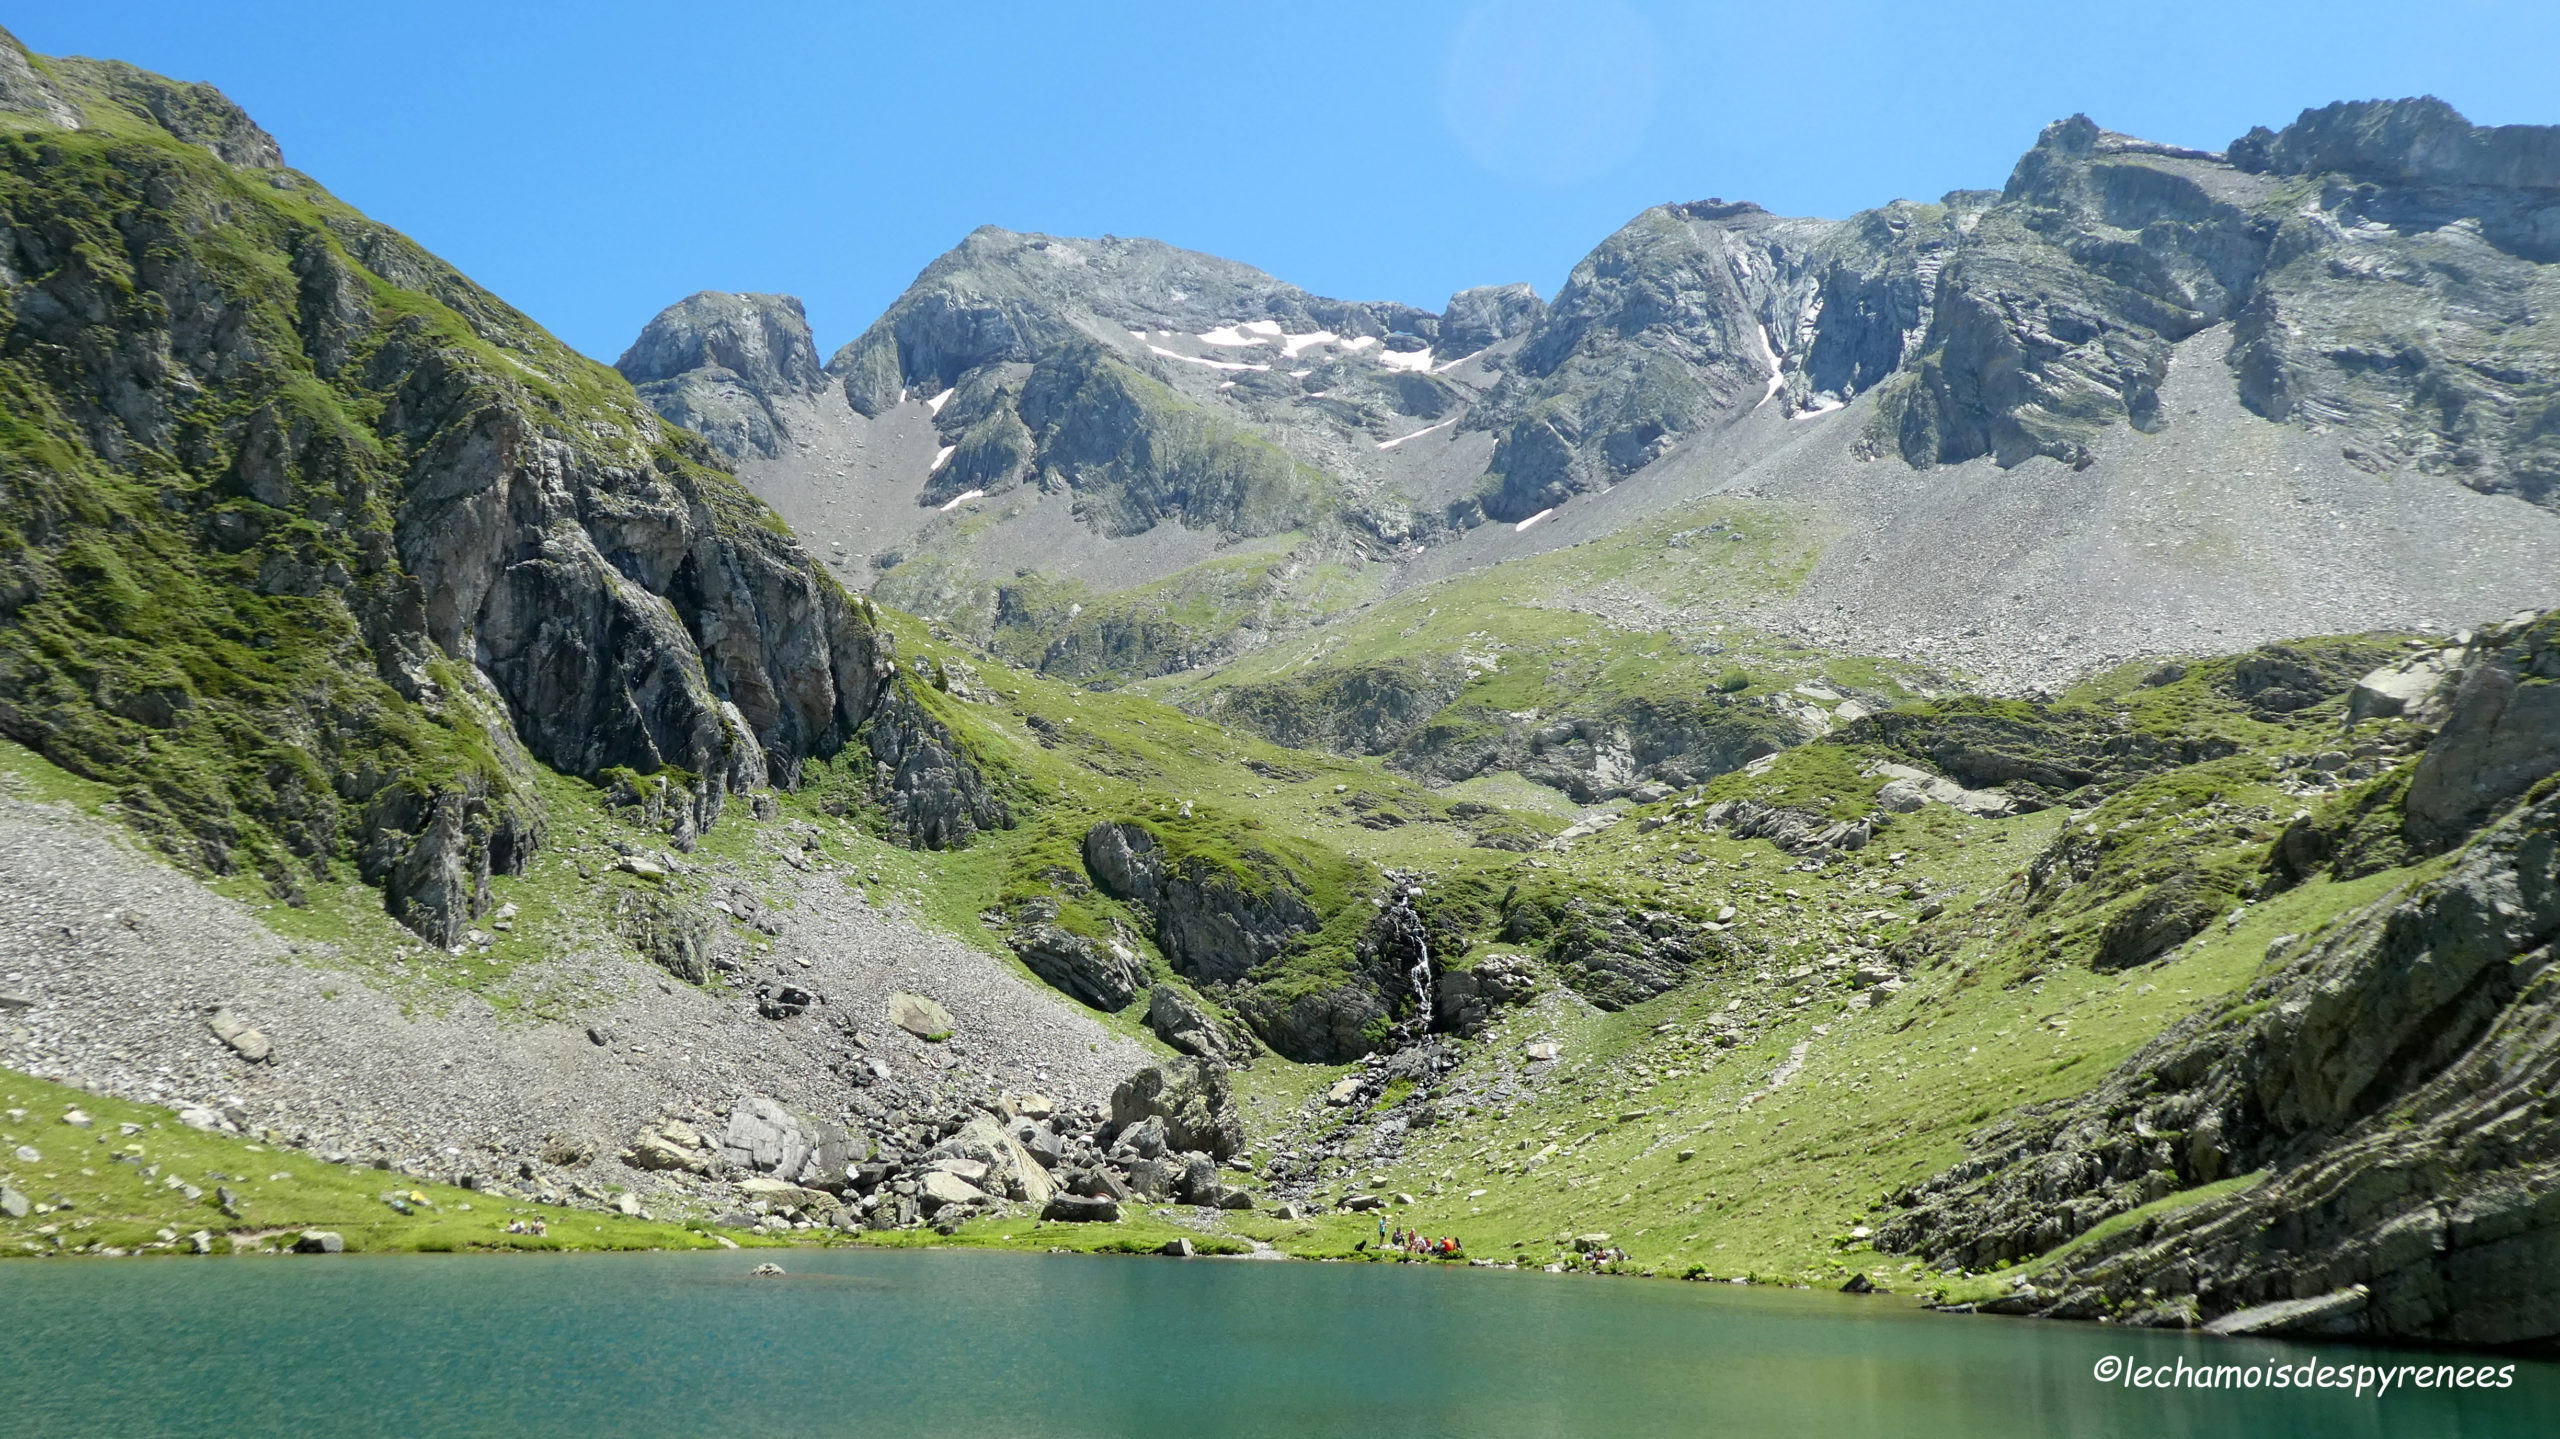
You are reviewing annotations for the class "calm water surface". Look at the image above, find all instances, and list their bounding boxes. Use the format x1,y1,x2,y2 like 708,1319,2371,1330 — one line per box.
0,1249,2548,1436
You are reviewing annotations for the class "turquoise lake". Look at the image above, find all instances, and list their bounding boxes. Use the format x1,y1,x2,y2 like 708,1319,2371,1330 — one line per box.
0,1250,2548,1436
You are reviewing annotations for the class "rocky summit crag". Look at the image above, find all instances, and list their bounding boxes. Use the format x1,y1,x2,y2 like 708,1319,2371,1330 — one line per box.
5,30,2560,1357
626,96,2560,712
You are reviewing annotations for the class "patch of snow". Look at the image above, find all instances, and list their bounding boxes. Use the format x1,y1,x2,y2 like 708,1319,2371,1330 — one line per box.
1377,346,1433,372
1514,507,1555,532
1240,319,1282,336
1149,344,1269,373
1432,348,1487,373
1219,380,1236,389
936,487,984,512
1280,330,1338,358
1289,369,1313,379
929,444,956,473
1198,325,1269,348
1793,395,1844,420
1376,418,1456,450
1340,335,1379,352
1755,326,1785,406
1129,329,1147,342
926,388,955,416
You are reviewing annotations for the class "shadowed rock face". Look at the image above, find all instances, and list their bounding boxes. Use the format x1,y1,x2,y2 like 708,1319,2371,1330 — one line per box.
0,36,993,944
1880,611,2560,1346
1081,820,1319,986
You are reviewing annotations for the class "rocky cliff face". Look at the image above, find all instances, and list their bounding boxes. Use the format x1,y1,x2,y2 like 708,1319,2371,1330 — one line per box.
0,33,993,945
1471,100,2560,516
1879,611,2560,1346
615,292,826,460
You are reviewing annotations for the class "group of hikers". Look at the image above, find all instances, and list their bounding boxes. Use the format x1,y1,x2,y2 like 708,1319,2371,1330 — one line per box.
1370,1218,1463,1259
502,1218,549,1236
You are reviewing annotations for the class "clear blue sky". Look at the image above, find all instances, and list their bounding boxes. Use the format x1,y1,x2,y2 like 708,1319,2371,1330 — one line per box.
21,2,2558,362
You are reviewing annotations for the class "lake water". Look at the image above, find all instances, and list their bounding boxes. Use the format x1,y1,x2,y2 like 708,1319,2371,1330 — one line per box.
0,1250,2548,1436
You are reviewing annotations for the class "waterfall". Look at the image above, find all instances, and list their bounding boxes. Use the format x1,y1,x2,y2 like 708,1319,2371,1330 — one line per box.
1389,884,1433,1018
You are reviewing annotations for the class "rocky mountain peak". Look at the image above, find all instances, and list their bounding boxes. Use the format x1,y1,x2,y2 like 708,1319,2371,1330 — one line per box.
0,28,282,170
1438,282,1544,355
619,291,824,394
2232,95,2560,191
615,292,827,460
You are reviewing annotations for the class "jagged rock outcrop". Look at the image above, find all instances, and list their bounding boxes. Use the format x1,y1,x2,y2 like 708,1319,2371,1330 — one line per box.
1459,98,2560,521
1432,951,1537,1034
1081,820,1319,985
1880,618,2560,1345
1437,282,1545,355
1109,1056,1245,1160
615,293,825,460
1204,673,1803,803
2404,610,2560,848
861,682,1010,850
0,36,994,945
1007,898,1146,1011
1145,983,1245,1061
1514,896,1730,1011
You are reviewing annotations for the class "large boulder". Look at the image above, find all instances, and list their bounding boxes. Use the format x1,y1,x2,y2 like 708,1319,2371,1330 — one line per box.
716,1097,866,1193
1110,1057,1245,1160
621,1117,716,1174
888,992,956,1040
924,1115,1057,1206
1432,952,1537,1034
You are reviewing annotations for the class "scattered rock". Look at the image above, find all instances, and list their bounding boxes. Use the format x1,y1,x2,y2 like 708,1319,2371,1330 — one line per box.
293,1230,344,1254
0,1185,27,1219
1161,1237,1196,1257
750,1262,787,1277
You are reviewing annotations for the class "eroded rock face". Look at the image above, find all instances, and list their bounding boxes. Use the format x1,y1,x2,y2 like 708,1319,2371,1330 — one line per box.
1109,1056,1245,1160
616,292,825,460
1145,984,1242,1060
1008,900,1146,1012
1081,821,1318,985
1438,283,1545,356
2405,610,2560,849
1881,783,2560,1345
